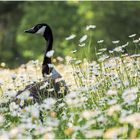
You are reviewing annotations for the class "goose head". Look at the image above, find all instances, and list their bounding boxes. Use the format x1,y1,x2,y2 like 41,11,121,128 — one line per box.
24,23,53,40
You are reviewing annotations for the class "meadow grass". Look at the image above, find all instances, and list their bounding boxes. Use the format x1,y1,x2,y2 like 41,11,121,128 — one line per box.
0,26,140,139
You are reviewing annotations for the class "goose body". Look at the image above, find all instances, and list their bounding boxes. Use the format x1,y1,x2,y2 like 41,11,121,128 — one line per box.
16,23,68,103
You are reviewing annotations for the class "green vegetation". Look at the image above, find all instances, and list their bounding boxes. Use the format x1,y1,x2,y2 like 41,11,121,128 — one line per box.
0,1,140,67
0,1,140,139
0,29,140,138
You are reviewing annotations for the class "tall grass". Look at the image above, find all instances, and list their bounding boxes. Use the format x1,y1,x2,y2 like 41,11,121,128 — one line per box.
0,25,140,139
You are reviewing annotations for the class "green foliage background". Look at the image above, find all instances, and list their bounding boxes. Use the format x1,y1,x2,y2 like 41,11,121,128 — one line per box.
0,1,140,68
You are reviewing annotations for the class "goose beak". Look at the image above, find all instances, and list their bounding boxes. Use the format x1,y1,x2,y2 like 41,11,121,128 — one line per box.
24,28,35,33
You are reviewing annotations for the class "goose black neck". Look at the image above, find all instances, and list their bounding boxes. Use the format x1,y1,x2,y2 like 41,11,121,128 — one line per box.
42,26,53,76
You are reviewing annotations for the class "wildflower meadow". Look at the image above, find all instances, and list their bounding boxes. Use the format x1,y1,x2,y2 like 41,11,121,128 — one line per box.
0,25,140,139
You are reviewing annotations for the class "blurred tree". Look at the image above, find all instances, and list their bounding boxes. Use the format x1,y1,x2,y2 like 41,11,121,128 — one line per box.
91,1,140,48
0,1,140,67
0,1,24,67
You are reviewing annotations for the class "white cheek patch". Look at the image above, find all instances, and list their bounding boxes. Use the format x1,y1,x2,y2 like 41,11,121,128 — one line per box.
36,26,46,35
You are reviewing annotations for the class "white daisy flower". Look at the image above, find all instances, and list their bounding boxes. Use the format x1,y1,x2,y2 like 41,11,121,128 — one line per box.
122,42,129,48
78,43,85,47
86,25,96,30
9,102,19,111
107,104,121,116
42,98,56,110
65,34,76,40
106,89,117,96
75,60,82,65
122,87,138,104
40,81,49,90
0,115,4,124
113,46,123,52
133,39,139,43
98,48,107,52
11,74,17,80
1,62,6,67
129,34,136,38
97,40,104,44
112,40,120,44
80,35,88,43
47,88,54,92
120,113,140,128
84,130,103,138
71,50,77,53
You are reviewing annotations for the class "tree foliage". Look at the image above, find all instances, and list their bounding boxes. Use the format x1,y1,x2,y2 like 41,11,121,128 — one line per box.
0,1,140,67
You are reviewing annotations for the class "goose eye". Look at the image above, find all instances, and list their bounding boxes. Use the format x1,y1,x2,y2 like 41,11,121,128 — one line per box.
36,25,41,30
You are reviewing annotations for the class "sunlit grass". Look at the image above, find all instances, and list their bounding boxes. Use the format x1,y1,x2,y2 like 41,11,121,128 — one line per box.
0,26,140,139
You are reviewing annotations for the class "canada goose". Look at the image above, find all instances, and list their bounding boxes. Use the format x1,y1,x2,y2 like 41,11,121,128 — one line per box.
16,23,68,104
